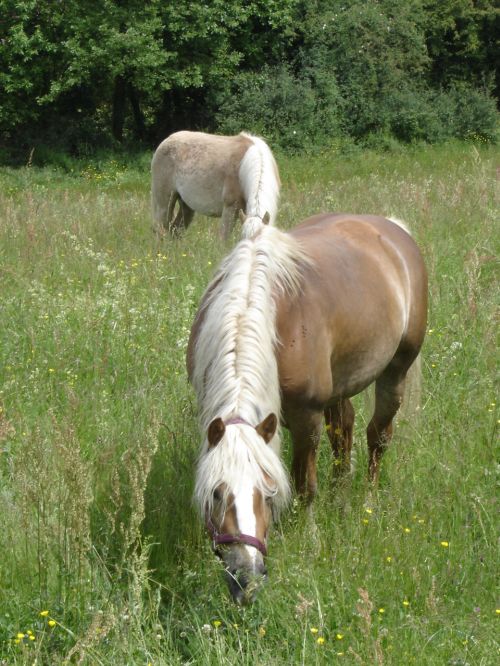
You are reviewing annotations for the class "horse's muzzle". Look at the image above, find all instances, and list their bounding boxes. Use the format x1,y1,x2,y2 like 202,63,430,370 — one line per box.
226,563,268,605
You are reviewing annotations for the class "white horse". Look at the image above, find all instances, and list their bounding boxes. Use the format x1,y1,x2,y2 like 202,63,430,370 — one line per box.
151,131,280,239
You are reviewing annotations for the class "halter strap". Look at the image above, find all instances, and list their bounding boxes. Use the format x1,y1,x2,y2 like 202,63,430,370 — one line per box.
206,518,267,557
224,417,254,427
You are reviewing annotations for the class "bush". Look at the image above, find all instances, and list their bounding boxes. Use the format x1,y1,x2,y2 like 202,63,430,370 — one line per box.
214,65,344,153
375,84,498,144
433,84,499,143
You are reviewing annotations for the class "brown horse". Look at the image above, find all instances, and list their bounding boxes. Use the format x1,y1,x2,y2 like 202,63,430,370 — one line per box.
187,213,427,603
151,131,280,239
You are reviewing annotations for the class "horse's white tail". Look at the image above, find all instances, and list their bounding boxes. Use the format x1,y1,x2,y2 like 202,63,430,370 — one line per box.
362,352,423,425
239,134,280,227
400,352,423,419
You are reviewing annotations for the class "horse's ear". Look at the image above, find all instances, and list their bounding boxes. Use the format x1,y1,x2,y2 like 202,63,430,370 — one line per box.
208,418,225,449
238,209,246,224
256,413,278,444
262,211,271,225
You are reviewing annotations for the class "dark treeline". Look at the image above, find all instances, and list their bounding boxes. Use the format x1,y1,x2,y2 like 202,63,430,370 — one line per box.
0,0,498,158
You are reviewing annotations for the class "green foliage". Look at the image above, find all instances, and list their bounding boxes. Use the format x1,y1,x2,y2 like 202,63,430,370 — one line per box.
215,65,343,152
0,0,498,153
299,0,430,138
432,83,500,142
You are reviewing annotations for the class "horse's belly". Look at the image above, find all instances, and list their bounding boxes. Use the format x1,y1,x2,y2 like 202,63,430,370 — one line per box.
176,177,223,217
330,349,394,400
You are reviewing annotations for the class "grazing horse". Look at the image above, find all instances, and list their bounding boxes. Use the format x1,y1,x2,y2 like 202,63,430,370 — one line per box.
187,213,427,603
151,131,280,239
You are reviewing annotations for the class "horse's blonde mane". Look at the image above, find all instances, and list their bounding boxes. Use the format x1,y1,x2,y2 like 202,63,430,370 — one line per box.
239,133,280,226
192,224,309,516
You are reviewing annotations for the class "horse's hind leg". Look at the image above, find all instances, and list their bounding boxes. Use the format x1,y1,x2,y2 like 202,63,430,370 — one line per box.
325,399,355,477
171,198,194,233
367,369,407,482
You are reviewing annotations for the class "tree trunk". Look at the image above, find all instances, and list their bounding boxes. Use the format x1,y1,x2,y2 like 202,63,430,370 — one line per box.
111,75,127,142
128,85,146,141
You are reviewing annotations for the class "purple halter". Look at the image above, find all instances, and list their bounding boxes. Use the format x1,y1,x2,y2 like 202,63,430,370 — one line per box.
205,416,268,557
206,518,268,557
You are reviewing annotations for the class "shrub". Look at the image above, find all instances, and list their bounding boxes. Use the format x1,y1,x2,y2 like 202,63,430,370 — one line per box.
214,65,343,153
433,84,499,143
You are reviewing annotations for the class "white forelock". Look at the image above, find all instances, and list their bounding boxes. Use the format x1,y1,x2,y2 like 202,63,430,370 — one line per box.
194,425,291,519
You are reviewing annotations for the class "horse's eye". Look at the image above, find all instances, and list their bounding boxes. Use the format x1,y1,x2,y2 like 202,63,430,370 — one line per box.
213,488,222,502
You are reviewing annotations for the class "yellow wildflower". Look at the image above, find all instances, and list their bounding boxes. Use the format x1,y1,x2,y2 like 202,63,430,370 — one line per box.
440,541,449,548
39,610,49,617
365,508,373,514
404,527,411,533
16,633,25,639
336,633,344,640
310,627,319,634
258,626,266,637
213,620,221,628
48,620,56,627
378,608,385,614
403,600,410,607
316,636,325,645
386,556,392,563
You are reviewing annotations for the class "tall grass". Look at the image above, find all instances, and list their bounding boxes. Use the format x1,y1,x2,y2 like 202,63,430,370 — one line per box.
0,142,498,664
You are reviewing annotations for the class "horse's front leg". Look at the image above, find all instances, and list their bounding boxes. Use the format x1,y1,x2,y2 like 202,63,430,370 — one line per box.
286,408,324,503
324,399,355,478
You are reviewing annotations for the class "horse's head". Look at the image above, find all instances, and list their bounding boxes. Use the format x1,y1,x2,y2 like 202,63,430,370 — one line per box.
195,413,289,604
239,210,271,239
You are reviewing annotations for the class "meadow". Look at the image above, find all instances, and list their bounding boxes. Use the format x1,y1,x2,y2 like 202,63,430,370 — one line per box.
0,141,498,665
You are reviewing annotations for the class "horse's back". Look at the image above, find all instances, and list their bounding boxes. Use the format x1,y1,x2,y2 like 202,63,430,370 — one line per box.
153,131,252,165
277,214,427,404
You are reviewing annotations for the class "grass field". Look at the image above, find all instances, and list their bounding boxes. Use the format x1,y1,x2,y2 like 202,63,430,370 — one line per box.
0,141,498,665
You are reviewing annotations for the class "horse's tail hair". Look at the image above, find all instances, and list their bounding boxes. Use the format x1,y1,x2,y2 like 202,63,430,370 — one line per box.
239,133,280,226
400,352,422,419
363,352,423,425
